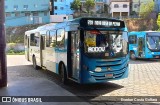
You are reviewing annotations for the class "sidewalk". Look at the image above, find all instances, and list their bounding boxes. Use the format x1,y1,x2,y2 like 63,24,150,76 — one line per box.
0,55,90,105
0,77,90,105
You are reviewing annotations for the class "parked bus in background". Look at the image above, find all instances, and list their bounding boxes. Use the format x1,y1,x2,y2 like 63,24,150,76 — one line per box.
24,17,129,84
129,31,160,60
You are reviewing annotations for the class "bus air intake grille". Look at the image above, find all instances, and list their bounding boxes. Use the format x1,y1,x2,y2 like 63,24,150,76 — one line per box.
90,67,126,81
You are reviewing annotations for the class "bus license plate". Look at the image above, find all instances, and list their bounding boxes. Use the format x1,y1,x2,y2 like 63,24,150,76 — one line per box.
106,74,113,78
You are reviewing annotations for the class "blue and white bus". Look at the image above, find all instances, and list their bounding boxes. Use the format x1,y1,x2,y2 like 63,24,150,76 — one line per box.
25,17,129,84
129,31,160,60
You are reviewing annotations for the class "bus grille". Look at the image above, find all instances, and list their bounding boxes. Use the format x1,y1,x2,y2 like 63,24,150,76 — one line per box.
90,67,126,80
90,57,128,81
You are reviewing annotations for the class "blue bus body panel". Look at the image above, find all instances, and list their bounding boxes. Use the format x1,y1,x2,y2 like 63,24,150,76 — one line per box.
129,31,160,59
79,55,129,84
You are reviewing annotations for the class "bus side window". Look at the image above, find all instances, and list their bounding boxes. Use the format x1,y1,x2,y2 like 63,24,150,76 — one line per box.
50,31,56,47
129,35,137,44
30,33,39,47
57,29,65,48
46,32,50,47
30,34,36,46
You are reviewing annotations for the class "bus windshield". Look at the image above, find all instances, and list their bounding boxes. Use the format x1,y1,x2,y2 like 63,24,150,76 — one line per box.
147,36,160,51
84,30,128,58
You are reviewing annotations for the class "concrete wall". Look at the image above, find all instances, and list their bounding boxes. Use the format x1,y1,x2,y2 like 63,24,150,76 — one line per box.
50,15,73,23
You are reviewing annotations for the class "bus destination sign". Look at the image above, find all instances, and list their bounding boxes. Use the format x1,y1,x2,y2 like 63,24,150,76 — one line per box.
87,20,121,27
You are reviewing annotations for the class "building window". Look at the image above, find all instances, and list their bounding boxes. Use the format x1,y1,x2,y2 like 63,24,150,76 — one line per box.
114,4,119,8
60,7,64,10
15,12,20,17
33,12,38,16
23,5,28,9
54,6,57,10
5,6,8,9
129,35,137,44
6,13,11,17
54,0,57,2
25,12,30,16
134,4,138,8
60,0,64,2
123,4,127,8
34,4,38,8
14,5,18,10
44,11,48,16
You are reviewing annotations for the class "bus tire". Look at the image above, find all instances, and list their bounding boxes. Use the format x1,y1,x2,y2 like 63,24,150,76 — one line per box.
32,56,39,70
130,52,136,60
60,64,68,84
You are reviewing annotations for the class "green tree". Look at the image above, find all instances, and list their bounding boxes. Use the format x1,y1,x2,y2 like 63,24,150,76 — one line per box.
139,1,155,18
70,0,81,12
84,0,95,14
157,13,160,30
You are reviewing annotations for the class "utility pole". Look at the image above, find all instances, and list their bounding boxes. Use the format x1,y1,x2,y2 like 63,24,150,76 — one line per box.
0,0,7,87
139,0,141,17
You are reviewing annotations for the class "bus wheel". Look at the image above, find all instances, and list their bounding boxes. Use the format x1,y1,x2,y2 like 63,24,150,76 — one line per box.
130,52,136,60
60,64,68,84
32,56,38,70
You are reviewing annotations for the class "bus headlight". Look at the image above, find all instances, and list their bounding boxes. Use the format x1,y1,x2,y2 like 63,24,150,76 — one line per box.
95,67,102,72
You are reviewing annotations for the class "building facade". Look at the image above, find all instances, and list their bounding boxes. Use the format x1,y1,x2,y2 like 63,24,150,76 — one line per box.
52,0,74,15
154,0,160,13
80,0,107,13
131,0,153,14
109,0,130,18
5,0,50,27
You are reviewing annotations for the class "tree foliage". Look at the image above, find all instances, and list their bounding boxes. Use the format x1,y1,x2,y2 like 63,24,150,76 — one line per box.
157,13,160,29
70,0,81,12
84,0,95,13
139,1,155,18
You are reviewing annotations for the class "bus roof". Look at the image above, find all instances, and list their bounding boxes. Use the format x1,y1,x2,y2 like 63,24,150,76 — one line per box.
25,17,126,35
129,31,160,34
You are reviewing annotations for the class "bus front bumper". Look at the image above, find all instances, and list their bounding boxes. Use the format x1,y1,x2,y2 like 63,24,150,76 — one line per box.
81,66,129,84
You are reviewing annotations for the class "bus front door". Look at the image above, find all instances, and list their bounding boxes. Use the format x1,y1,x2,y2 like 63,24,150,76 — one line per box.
70,31,80,80
138,37,145,57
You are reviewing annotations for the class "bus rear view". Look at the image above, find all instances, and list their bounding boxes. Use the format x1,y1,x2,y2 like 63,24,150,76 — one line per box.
129,31,160,60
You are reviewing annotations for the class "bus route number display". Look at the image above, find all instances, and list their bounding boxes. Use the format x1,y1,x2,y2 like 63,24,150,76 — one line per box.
87,20,121,27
